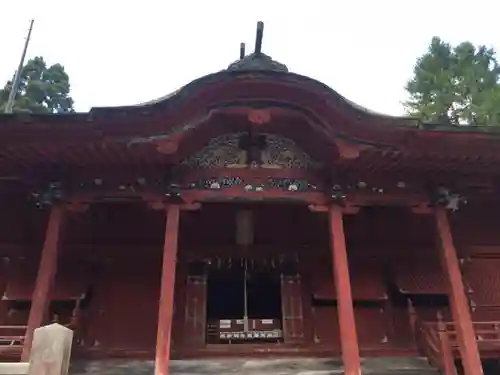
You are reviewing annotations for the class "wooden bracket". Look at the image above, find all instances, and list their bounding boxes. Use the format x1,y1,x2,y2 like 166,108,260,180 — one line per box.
154,140,179,155
154,133,184,155
248,108,271,125
334,139,372,160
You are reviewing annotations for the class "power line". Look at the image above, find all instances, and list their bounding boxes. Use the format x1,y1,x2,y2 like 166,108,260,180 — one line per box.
4,19,35,114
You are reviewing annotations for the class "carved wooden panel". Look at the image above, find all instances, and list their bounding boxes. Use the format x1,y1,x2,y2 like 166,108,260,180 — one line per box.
183,275,207,346
281,275,304,343
182,133,322,169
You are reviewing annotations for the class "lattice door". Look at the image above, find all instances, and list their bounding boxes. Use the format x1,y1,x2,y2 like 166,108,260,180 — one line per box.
281,274,305,343
183,275,207,346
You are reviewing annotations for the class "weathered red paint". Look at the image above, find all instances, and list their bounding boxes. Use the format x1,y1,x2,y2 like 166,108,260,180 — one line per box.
435,207,483,375
328,205,361,375
155,205,181,375
22,205,65,361
1,195,500,364
3,29,500,370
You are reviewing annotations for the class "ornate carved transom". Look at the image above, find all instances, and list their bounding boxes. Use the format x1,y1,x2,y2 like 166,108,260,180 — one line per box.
182,133,322,169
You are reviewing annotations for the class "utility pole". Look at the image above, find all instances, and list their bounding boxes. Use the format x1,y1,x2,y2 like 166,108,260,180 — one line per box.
4,19,35,114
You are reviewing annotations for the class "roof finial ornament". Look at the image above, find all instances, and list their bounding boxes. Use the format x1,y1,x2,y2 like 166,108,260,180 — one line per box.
240,43,246,59
226,21,288,73
255,21,264,55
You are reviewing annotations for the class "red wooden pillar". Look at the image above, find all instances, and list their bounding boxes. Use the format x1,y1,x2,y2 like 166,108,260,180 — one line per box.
435,207,483,375
21,204,65,361
155,204,180,375
328,205,361,375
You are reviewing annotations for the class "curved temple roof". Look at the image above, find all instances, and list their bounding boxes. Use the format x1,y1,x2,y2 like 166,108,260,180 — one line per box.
1,21,500,141
121,21,414,126
86,21,498,136
0,22,498,181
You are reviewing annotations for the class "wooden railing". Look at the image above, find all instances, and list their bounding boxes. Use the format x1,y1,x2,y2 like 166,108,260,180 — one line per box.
419,319,458,375
0,325,26,352
409,302,458,375
0,323,73,375
445,320,500,349
410,302,500,374
0,318,78,354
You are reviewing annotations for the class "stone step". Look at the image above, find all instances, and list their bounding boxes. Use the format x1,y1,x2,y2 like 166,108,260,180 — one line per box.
69,357,440,375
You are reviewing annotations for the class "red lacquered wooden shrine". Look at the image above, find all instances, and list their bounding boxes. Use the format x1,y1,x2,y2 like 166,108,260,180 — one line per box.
0,22,499,375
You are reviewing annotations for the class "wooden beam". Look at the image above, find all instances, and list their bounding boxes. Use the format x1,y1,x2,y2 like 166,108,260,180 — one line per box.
21,205,65,361
328,205,361,375
308,204,359,214
155,205,181,375
435,207,483,375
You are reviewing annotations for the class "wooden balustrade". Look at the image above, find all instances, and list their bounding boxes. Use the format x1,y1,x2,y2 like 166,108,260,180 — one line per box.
0,323,73,375
411,305,500,375
436,312,458,375
408,301,458,375
0,316,79,355
444,321,500,349
0,325,26,352
415,318,442,370
415,319,458,375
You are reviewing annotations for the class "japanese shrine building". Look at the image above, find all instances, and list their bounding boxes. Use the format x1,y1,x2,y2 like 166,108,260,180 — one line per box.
0,22,499,375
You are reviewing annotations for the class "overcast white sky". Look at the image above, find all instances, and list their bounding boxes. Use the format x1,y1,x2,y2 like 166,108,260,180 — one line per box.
1,1,499,115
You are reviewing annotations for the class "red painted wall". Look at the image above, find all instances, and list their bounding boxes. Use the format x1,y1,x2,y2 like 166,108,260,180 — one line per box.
2,202,500,358
85,257,161,350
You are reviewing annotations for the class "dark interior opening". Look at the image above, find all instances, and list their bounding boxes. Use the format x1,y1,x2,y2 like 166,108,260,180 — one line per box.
409,293,449,309
387,281,410,308
206,260,283,344
9,300,31,312
49,300,76,324
207,266,244,320
311,298,337,307
386,266,450,310
481,358,500,375
79,286,93,310
353,300,382,308
247,270,282,319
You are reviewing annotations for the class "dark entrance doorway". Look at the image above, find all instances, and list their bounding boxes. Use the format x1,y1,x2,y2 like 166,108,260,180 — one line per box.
205,258,283,344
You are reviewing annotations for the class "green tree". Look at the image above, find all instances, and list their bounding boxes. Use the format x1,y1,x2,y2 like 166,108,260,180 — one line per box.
405,37,500,126
0,56,74,114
